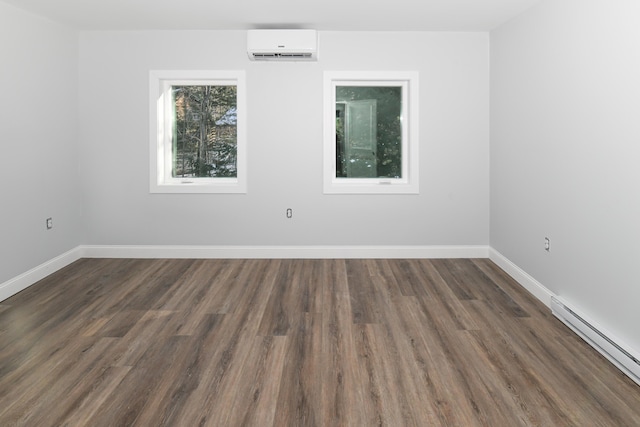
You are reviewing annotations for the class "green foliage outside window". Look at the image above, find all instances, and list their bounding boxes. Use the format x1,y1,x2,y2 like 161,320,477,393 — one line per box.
172,85,237,178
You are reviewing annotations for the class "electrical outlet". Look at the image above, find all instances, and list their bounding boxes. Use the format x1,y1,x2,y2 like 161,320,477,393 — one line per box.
286,208,293,219
46,217,53,230
544,237,550,252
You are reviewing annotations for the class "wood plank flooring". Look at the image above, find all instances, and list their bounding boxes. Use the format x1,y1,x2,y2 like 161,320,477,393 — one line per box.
1,258,639,426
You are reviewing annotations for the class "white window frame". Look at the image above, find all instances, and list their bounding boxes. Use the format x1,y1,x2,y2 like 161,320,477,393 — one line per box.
149,70,247,193
323,71,419,194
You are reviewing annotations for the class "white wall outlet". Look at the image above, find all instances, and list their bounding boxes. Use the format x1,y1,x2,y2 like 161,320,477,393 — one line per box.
544,237,550,251
46,217,53,230
286,208,293,219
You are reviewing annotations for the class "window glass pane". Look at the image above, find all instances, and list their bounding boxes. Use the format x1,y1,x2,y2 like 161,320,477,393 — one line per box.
335,86,402,179
172,85,237,178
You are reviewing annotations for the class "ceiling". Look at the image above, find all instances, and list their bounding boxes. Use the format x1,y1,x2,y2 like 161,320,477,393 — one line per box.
1,0,541,31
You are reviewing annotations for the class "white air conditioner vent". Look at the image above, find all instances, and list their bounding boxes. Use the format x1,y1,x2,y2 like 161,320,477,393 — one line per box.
247,30,318,61
252,52,313,59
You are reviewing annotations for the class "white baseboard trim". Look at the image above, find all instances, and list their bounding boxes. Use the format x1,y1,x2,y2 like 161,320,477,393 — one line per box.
81,244,490,260
489,248,554,308
0,244,488,302
0,247,83,302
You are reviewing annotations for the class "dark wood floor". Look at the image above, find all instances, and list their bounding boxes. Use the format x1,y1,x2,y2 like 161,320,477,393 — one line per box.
1,258,639,426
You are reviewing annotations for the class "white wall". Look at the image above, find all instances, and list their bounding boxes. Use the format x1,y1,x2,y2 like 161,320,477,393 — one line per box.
78,31,489,247
0,3,82,284
491,0,640,350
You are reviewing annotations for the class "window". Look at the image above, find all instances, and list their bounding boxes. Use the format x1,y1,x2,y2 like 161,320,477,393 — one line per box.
150,70,246,193
324,71,419,194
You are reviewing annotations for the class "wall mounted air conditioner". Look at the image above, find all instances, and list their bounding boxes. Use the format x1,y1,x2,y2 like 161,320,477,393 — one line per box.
247,29,318,61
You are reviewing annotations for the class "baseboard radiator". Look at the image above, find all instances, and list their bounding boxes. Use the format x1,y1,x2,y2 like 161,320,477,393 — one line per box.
551,296,640,387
